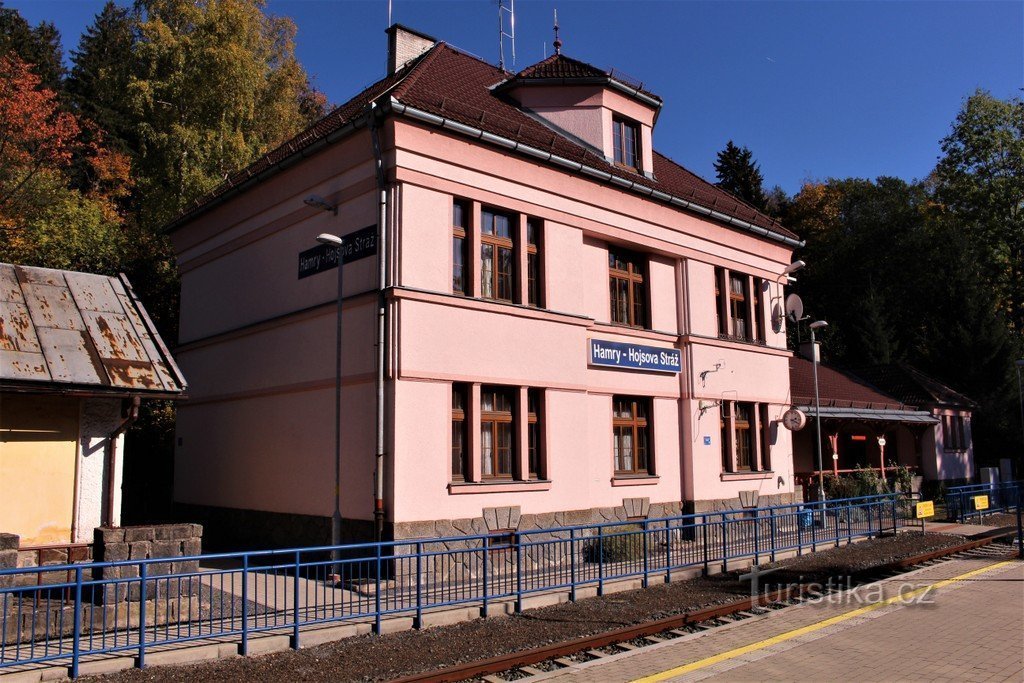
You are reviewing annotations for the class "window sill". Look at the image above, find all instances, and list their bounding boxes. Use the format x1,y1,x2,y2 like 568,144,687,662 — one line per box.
448,480,552,494
611,475,660,486
720,471,775,481
717,333,767,347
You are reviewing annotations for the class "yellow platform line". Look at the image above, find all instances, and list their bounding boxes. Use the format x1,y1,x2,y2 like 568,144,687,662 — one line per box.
632,559,1016,683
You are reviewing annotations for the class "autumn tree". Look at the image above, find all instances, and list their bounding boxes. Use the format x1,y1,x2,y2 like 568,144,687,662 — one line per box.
126,0,327,227
714,140,768,211
934,89,1024,333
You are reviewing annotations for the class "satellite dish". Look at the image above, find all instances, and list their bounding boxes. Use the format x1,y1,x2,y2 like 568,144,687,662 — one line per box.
785,293,804,322
771,302,784,333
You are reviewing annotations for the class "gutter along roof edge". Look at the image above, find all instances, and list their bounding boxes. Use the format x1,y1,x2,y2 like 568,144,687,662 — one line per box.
386,97,804,249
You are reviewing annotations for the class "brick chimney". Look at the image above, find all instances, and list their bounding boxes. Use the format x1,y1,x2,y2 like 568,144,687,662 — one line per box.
386,24,436,75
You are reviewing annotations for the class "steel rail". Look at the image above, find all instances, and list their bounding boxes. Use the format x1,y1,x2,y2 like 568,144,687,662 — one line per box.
390,529,1020,683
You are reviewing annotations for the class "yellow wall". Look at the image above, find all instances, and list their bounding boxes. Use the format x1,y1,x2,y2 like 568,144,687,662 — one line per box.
0,394,79,545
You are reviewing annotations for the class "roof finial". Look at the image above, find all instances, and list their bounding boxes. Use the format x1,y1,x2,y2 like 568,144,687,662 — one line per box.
553,9,562,55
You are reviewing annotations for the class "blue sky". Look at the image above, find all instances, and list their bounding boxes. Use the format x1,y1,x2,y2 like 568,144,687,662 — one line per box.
7,0,1022,195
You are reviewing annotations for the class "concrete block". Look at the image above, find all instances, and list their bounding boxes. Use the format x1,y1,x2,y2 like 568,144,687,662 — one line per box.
521,592,567,610
154,525,191,541
100,543,129,562
0,669,44,683
377,616,415,635
147,560,174,577
144,643,224,667
299,622,372,648
123,527,155,543
94,527,124,544
182,539,201,556
0,533,19,550
245,634,291,656
188,523,203,538
75,656,134,677
151,541,181,558
417,606,479,629
172,559,200,574
39,667,68,681
129,542,151,560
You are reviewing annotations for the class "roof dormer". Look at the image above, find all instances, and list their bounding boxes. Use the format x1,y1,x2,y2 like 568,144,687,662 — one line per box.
494,54,662,177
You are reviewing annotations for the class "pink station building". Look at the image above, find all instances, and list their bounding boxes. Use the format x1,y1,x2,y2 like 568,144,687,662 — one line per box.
167,26,808,548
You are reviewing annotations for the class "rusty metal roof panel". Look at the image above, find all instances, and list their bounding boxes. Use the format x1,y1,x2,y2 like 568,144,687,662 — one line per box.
1,349,51,381
0,263,186,395
0,301,41,353
0,265,24,303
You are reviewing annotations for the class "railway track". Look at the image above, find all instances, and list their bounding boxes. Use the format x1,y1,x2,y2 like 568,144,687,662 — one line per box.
391,529,1020,683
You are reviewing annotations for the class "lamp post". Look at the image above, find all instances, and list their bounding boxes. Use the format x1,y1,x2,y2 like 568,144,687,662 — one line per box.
315,226,343,553
809,320,829,502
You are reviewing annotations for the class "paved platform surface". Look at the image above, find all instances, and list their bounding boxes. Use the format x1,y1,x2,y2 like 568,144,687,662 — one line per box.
543,552,1023,683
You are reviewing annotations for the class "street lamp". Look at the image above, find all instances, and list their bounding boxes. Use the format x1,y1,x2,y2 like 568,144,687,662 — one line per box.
316,231,344,553
809,320,829,502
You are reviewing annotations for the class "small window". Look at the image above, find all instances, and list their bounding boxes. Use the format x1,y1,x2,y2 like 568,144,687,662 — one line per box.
728,274,749,340
612,117,640,170
488,529,517,555
752,277,766,342
612,396,652,476
527,388,542,479
481,386,514,478
481,208,514,302
609,247,647,328
526,218,542,307
451,384,468,480
453,201,469,295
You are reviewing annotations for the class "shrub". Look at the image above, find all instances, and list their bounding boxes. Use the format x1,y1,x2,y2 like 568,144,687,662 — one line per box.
583,524,645,563
824,473,859,500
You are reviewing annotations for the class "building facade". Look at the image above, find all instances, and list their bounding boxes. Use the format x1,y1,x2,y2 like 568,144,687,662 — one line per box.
168,26,803,548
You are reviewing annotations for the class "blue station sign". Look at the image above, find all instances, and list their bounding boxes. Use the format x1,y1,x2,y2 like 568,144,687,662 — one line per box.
588,339,681,374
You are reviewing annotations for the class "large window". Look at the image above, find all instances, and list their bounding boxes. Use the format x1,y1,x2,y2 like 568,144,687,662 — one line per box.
609,247,647,328
752,277,766,342
612,117,640,170
451,384,468,480
943,415,966,451
728,273,749,340
715,268,764,343
613,396,652,476
452,201,468,295
481,208,514,302
721,401,770,472
480,386,514,478
527,218,541,307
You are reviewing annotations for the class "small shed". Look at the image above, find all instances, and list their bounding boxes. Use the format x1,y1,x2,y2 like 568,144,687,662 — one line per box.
0,263,186,547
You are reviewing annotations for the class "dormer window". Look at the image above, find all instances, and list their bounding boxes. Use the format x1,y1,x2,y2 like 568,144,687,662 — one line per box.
612,117,640,169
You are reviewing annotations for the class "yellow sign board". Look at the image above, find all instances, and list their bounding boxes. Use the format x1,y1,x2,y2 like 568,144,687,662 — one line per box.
915,501,935,519
973,495,990,511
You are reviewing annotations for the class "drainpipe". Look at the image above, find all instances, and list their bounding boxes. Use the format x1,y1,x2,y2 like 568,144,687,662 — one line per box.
369,102,388,541
106,397,141,527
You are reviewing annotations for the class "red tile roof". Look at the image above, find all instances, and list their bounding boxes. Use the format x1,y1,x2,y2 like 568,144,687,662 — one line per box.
168,43,796,243
789,356,907,410
852,364,976,409
507,54,662,102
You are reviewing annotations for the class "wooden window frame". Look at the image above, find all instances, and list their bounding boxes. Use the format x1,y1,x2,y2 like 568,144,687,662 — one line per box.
609,247,648,328
480,385,514,479
452,200,469,295
720,401,734,472
728,273,750,341
752,277,766,343
734,402,753,471
722,401,771,473
451,383,468,481
480,208,514,302
759,404,772,471
612,116,640,170
612,396,652,476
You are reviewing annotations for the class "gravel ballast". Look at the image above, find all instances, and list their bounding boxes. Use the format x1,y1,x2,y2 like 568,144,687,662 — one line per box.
79,532,981,683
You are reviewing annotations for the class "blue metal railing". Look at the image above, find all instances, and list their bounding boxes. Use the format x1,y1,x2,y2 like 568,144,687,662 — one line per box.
1,493,914,676
944,481,1022,522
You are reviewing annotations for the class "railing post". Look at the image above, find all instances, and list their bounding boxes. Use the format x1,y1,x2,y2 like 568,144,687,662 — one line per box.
515,533,523,613
721,515,729,573
374,544,382,634
664,523,672,584
569,529,577,602
769,510,777,563
753,512,760,565
642,521,649,588
241,554,249,655
811,504,818,551
138,561,147,668
414,541,423,629
597,527,604,596
702,515,709,575
1015,485,1023,560
293,550,302,647
797,507,804,555
481,536,490,617
71,566,82,678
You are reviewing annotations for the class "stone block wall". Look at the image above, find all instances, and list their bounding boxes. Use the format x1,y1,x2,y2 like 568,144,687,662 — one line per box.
93,524,203,606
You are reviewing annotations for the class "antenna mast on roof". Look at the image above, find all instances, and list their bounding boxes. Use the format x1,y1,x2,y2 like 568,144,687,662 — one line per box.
498,0,516,71
553,9,562,55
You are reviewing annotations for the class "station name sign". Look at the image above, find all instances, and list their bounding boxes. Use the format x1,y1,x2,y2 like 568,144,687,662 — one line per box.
298,224,377,279
589,339,681,374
